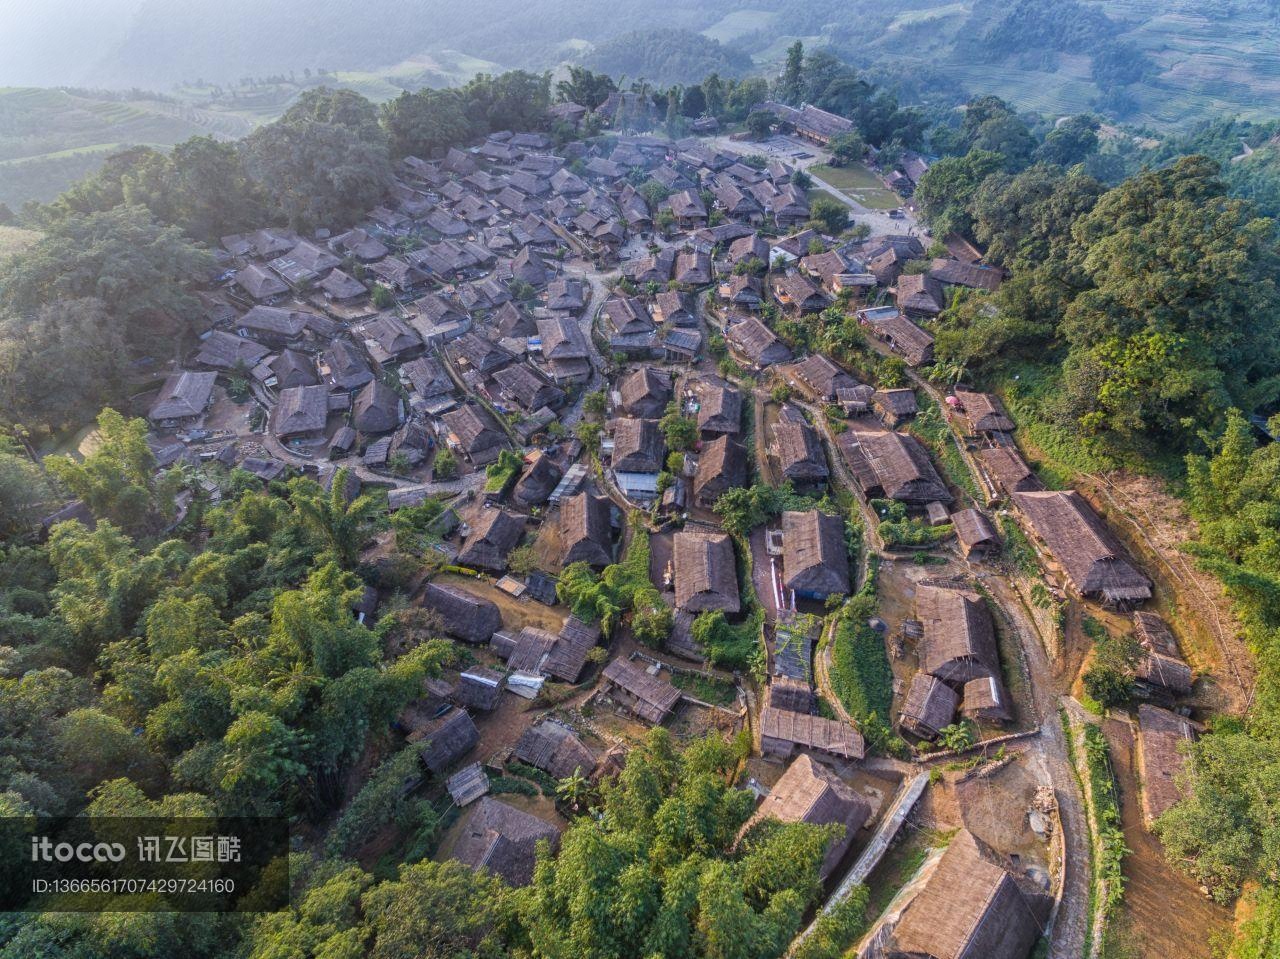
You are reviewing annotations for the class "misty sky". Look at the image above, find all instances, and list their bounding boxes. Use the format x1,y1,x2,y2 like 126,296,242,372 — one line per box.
0,0,148,86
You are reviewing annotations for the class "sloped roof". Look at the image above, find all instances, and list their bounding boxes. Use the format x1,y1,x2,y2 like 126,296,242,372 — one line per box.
900,672,959,738
514,720,596,779
149,371,216,422
837,427,952,504
889,829,1051,959
451,796,560,888
271,384,328,437
601,658,682,724
693,435,747,505
1012,490,1151,602
758,706,864,759
458,509,525,572
917,584,1000,685
561,491,613,568
674,529,740,613
420,582,502,644
782,510,848,597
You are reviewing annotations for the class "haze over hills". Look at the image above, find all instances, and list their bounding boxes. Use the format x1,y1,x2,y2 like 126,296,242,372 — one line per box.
5,0,1280,209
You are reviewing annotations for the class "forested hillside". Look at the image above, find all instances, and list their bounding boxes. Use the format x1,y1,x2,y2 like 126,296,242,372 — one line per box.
5,26,1280,959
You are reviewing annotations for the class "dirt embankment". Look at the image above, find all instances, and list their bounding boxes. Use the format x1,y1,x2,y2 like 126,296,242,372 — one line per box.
1077,472,1254,717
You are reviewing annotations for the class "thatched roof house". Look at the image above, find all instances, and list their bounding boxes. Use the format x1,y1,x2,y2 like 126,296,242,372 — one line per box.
954,390,1016,434
866,311,934,366
743,754,871,880
693,435,747,508
872,388,918,427
458,509,525,572
837,427,952,505
696,378,743,435
782,510,849,601
560,491,613,569
512,453,563,509
270,384,329,439
789,353,857,402
768,675,816,713
1011,490,1151,605
1132,612,1192,695
953,508,999,558
149,371,217,426
493,363,565,412
500,618,599,684
759,706,865,761
611,417,664,473
725,316,792,369
453,667,506,711
1137,703,1196,827
674,529,741,613
450,797,560,888
976,446,1043,497
771,416,829,490
413,707,479,774
899,673,959,740
960,675,1012,724
887,829,1051,959
895,272,946,317
442,404,507,463
420,582,502,644
352,380,402,434
618,367,673,418
514,720,596,779
601,658,682,725
917,585,1000,685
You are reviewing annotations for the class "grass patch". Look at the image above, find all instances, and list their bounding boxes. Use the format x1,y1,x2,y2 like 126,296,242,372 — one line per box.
670,670,738,706
827,577,904,755
1083,724,1128,928
810,163,902,210
908,396,980,502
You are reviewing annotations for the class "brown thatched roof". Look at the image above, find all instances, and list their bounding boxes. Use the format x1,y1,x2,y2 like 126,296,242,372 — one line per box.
618,367,673,418
889,829,1051,959
782,511,849,598
758,706,865,760
453,667,505,711
443,404,506,458
725,316,792,367
414,707,479,773
961,675,1012,723
976,446,1043,496
504,626,558,673
514,720,596,779
768,676,816,713
1137,703,1196,826
560,492,613,568
512,453,563,509
900,673,959,739
1132,612,1192,694
696,379,743,435
611,417,664,473
601,658,682,724
954,390,1016,433
917,584,1000,685
743,754,870,880
544,616,600,683
895,272,945,316
451,797,560,887
693,435,747,506
458,509,526,572
837,427,952,505
674,529,740,613
772,417,829,484
789,354,856,401
1012,490,1151,603
421,582,502,644
953,508,998,555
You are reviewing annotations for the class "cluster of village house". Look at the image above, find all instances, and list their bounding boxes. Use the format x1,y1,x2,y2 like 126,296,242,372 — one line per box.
43,97,1197,956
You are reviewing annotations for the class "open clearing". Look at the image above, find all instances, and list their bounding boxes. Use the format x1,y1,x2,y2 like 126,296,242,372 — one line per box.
809,163,901,210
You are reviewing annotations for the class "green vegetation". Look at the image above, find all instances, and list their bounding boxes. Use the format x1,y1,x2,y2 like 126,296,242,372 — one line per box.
484,448,524,493
669,669,738,707
872,499,952,549
557,516,661,637
827,580,899,755
1082,725,1128,926
691,608,762,672
791,886,871,959
808,164,900,211
908,399,979,501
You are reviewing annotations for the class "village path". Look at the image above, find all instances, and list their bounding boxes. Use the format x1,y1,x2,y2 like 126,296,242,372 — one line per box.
981,571,1090,959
